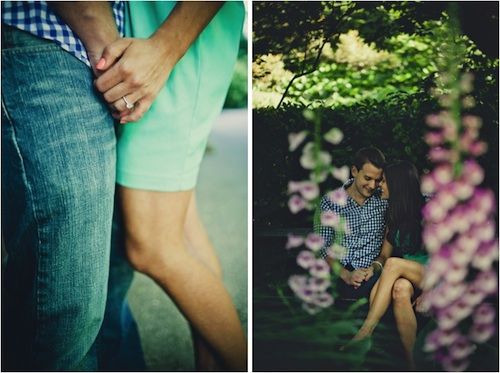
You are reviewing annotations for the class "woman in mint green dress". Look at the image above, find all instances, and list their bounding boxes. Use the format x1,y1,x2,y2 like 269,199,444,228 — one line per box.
350,161,427,369
94,2,246,370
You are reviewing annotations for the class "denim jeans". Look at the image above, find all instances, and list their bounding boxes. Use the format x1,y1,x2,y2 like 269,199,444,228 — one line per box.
1,25,142,370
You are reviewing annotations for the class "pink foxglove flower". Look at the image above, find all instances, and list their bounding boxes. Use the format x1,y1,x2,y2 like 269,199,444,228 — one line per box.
312,291,334,308
308,277,331,292
331,165,350,182
288,275,308,293
288,195,306,214
309,259,330,279
324,127,343,145
468,322,496,344
288,131,308,151
297,250,315,269
462,159,484,186
302,302,321,315
328,188,348,206
422,72,497,371
288,180,305,194
296,287,315,303
471,303,496,325
305,233,324,252
286,234,304,250
448,336,477,360
298,181,320,201
300,152,316,170
320,210,340,227
327,243,346,260
441,357,469,372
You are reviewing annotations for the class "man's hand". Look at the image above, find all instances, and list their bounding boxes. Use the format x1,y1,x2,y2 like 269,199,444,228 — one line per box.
340,267,368,287
364,265,375,282
47,2,119,75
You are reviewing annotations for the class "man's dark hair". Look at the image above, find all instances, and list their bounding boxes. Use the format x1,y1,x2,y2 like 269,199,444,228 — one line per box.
352,147,386,171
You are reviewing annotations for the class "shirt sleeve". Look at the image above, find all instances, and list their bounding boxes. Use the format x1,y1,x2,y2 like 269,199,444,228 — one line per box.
316,195,334,259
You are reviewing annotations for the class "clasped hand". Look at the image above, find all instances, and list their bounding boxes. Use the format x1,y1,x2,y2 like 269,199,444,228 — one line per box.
346,266,375,288
93,36,175,124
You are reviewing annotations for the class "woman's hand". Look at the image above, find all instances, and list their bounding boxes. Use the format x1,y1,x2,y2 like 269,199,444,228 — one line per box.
94,36,177,123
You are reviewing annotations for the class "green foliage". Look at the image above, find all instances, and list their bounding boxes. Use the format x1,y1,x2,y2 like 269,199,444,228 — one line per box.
253,2,497,109
224,38,248,109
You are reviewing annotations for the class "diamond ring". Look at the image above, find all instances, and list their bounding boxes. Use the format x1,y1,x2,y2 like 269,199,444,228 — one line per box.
122,96,134,109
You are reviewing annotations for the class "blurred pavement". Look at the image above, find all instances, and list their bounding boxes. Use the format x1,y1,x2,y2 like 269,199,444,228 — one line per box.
127,109,248,371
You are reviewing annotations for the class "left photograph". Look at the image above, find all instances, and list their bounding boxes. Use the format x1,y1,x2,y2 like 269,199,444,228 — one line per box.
1,1,248,371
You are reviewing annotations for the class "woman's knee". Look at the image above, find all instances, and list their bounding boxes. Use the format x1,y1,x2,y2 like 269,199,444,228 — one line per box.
384,257,404,273
392,278,414,302
124,234,185,277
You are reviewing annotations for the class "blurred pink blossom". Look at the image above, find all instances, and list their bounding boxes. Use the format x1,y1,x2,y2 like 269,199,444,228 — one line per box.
288,131,308,151
286,234,304,250
302,302,321,315
472,302,495,325
331,166,350,182
288,195,307,214
309,259,330,279
324,127,343,145
448,336,477,360
320,210,340,227
462,159,484,186
308,277,331,292
297,250,315,269
312,291,334,308
468,322,496,344
299,181,320,200
327,243,346,260
288,275,308,293
328,188,348,206
305,233,324,252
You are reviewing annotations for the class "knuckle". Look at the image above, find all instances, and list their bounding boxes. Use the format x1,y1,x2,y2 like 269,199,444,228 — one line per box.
129,76,141,88
118,63,131,77
103,91,113,103
95,79,105,93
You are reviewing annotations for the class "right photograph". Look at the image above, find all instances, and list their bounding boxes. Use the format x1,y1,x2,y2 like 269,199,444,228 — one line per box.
253,2,499,372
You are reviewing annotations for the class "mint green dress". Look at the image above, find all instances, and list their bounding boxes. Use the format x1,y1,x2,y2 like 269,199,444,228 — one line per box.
116,2,244,191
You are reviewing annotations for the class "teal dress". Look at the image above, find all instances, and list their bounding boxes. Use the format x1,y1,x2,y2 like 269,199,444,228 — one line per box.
116,2,245,191
392,229,428,265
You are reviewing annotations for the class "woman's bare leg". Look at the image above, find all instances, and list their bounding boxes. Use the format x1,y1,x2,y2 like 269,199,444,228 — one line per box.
352,258,424,341
119,187,247,371
369,279,380,306
392,278,417,370
184,194,223,370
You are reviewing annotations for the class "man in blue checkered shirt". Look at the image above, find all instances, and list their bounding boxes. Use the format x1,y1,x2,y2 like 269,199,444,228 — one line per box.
1,2,145,371
317,147,389,300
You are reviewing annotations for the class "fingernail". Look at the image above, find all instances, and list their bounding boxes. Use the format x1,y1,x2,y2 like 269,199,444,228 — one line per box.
96,58,106,70
120,119,127,124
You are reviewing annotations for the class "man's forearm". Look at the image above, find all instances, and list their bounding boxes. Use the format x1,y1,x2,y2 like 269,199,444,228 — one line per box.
48,2,119,68
150,2,224,65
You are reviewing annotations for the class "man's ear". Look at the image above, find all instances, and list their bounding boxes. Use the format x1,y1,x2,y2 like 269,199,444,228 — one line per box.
351,165,358,178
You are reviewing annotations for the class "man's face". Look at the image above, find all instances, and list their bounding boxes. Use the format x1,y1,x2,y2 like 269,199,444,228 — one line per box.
351,162,383,199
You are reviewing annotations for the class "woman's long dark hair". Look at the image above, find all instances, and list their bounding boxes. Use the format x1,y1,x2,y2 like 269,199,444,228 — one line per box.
384,160,425,255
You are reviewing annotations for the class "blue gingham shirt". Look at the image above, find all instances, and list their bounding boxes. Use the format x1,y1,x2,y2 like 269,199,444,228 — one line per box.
1,1,125,68
317,179,387,269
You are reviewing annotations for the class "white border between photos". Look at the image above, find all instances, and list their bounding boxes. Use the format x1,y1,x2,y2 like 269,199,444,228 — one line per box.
246,1,253,371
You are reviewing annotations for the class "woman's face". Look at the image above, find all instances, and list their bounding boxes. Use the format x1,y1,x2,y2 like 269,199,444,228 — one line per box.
380,174,389,199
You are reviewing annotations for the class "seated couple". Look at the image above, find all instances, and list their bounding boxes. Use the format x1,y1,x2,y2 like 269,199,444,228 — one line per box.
317,147,428,369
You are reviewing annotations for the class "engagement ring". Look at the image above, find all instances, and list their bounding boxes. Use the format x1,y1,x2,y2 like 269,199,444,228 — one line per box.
122,96,134,109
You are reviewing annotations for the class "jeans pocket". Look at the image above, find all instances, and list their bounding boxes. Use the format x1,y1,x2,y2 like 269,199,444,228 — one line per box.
1,24,60,53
